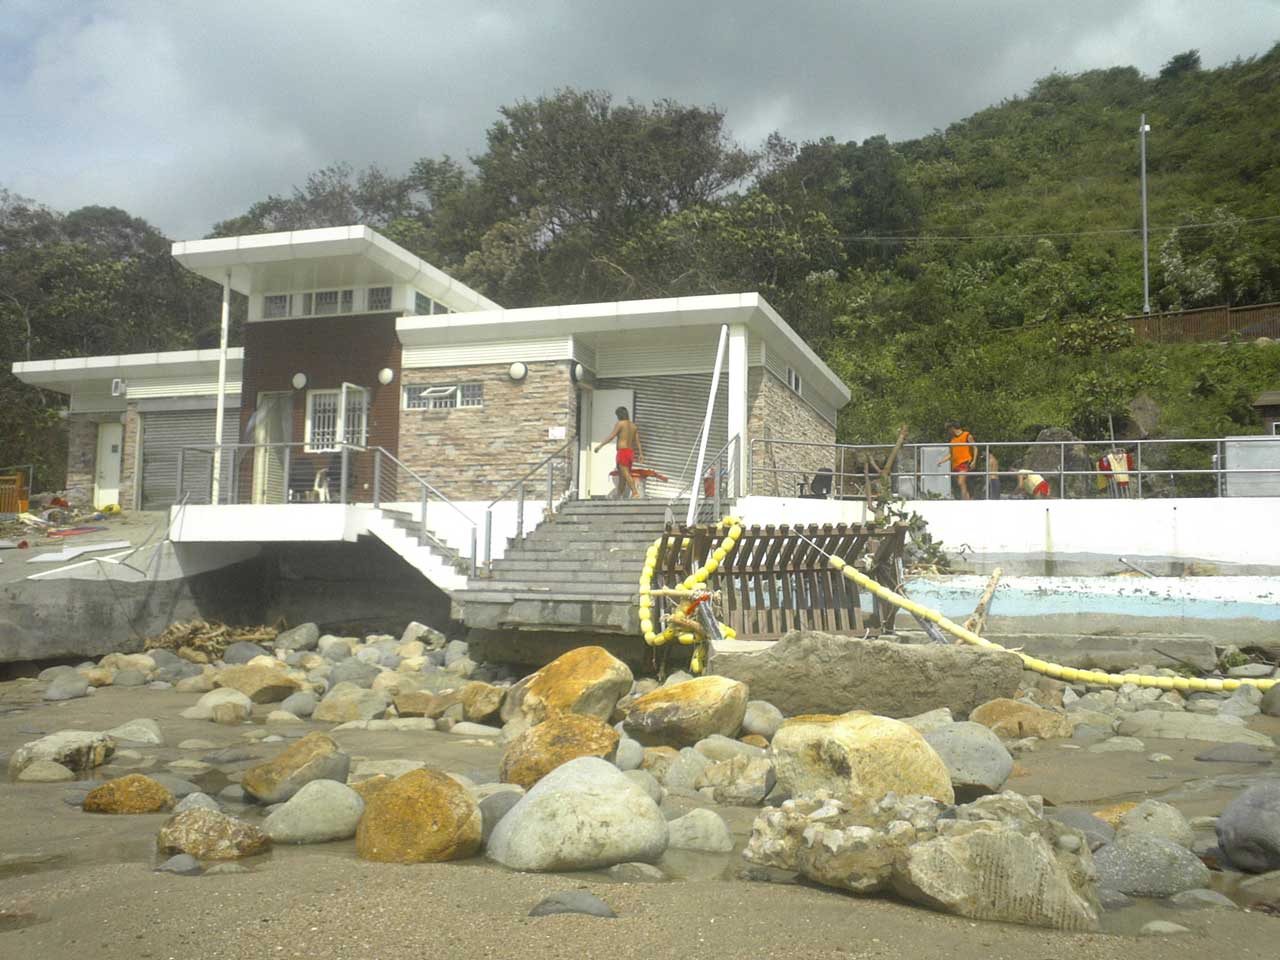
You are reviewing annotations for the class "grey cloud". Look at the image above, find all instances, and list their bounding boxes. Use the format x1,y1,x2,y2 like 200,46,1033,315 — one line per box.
2,0,1277,238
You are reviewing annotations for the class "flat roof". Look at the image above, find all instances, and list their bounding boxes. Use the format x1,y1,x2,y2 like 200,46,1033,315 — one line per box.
397,292,852,406
13,348,244,394
171,225,501,313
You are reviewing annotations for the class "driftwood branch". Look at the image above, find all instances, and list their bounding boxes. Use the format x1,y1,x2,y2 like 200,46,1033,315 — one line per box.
962,567,1003,637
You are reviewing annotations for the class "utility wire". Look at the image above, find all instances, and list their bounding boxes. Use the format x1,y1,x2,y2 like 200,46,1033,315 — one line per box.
833,213,1280,244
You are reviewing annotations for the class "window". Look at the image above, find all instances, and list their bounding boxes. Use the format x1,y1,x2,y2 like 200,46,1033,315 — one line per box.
300,292,313,316
263,294,290,319
368,286,392,311
402,383,483,410
786,367,803,397
414,291,435,315
314,290,339,315
305,389,367,451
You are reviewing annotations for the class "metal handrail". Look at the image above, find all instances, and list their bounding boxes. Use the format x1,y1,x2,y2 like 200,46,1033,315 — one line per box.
371,446,478,577
488,440,574,508
666,434,741,520
483,440,575,568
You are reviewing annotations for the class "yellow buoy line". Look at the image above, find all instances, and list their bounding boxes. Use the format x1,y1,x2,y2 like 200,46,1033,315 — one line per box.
637,516,744,674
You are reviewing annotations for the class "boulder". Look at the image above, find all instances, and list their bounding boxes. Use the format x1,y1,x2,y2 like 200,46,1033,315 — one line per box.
263,779,364,843
312,683,390,724
970,699,1073,740
1047,810,1115,851
157,809,271,860
355,769,482,863
499,713,620,789
462,682,505,723
82,774,174,814
213,664,300,704
741,700,784,740
1115,711,1278,747
16,759,76,782
392,690,445,718
694,755,777,806
615,737,644,771
181,688,253,722
694,734,766,764
623,676,748,747
104,719,164,746
175,793,221,814
1117,800,1194,849
8,730,115,778
660,747,713,795
487,757,668,871
44,673,90,701
517,646,634,724
922,721,1013,800
240,733,351,804
221,641,269,665
275,623,320,652
329,658,382,689
1094,834,1209,896
666,808,734,853
708,630,1022,718
1216,781,1280,873
1261,684,1280,718
401,621,446,649
771,712,954,805
478,786,524,843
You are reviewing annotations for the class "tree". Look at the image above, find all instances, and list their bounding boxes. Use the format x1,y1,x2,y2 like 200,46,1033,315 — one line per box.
1160,50,1202,81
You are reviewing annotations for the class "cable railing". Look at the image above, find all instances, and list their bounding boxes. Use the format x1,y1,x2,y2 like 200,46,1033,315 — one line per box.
483,440,575,567
664,434,741,525
748,435,1280,501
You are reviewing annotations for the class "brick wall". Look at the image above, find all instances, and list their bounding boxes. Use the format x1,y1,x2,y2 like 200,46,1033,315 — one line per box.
120,404,140,510
238,313,402,501
399,361,577,500
748,368,837,496
64,414,99,505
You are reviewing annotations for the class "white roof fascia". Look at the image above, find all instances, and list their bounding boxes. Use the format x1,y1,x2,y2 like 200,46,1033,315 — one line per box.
12,348,245,389
172,225,500,313
397,292,851,409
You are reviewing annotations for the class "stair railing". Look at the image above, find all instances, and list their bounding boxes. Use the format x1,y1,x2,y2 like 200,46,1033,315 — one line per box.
483,440,576,569
663,434,741,526
366,445,478,578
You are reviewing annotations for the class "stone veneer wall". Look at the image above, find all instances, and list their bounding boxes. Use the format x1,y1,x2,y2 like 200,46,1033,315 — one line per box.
120,404,141,510
399,361,577,500
63,414,100,505
747,368,838,496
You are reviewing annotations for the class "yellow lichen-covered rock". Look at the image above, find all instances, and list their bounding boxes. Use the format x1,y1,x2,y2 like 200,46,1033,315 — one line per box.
623,676,748,747
1091,802,1140,827
240,732,350,804
461,682,505,723
392,690,444,718
969,699,1073,740
640,746,679,781
772,712,955,805
83,774,175,814
499,713,620,789
350,774,393,802
355,769,481,863
157,809,271,860
213,664,300,704
518,646,634,723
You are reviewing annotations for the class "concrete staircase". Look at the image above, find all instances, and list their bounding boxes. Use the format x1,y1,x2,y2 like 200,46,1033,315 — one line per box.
363,507,469,594
460,498,677,636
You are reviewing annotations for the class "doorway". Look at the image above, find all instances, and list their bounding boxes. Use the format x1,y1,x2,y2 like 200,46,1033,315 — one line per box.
94,421,124,509
581,387,634,498
252,391,293,503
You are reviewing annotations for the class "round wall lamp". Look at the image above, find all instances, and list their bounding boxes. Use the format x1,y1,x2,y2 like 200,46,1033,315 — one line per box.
291,372,308,390
508,361,528,382
377,367,395,386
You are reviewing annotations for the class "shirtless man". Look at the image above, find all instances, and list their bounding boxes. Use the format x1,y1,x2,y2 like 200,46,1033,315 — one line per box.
595,406,644,498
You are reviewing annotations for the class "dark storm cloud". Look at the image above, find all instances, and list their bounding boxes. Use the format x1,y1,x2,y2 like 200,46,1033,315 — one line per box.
2,0,1278,237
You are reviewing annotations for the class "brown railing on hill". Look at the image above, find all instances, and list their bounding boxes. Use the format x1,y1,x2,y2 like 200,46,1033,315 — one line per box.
1129,302,1280,343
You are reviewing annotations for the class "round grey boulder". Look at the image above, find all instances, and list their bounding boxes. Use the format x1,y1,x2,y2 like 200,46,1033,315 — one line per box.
1261,684,1280,718
155,854,202,876
175,792,221,814
113,669,147,687
1094,833,1210,897
1047,809,1115,851
443,640,469,666
43,673,90,701
666,808,734,853
1216,781,1280,873
922,721,1013,800
280,690,318,718
614,737,644,772
1117,800,1194,849
222,641,269,665
741,700,784,740
263,779,364,843
329,658,381,689
275,623,320,652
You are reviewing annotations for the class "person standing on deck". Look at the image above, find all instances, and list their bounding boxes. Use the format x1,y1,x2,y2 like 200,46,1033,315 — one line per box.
937,420,977,500
595,406,644,499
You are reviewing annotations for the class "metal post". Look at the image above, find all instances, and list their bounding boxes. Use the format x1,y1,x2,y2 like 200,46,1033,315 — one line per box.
211,271,230,505
713,449,722,519
1217,440,1224,498
339,446,349,504
1140,114,1152,315
419,486,428,545
516,482,525,539
484,509,493,568
1136,442,1144,499
177,448,186,503
282,445,292,504
469,527,478,578
1059,442,1066,499
546,458,554,510
687,324,730,527
373,451,382,508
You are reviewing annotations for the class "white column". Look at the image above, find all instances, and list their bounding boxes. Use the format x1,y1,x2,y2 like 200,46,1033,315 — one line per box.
211,271,230,504
727,324,748,495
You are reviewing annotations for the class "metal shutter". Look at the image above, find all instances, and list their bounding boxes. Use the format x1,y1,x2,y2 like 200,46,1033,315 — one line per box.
140,409,231,510
596,374,729,498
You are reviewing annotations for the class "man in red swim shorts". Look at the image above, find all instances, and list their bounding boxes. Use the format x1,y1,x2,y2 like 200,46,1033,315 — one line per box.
595,406,644,498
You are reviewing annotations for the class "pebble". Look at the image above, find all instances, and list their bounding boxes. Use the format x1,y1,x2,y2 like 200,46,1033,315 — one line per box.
1169,888,1238,910
154,854,202,876
449,722,502,738
1140,920,1191,936
1086,736,1145,753
1148,753,1173,763
608,862,668,883
178,739,218,751
205,862,251,876
175,792,222,814
528,891,617,919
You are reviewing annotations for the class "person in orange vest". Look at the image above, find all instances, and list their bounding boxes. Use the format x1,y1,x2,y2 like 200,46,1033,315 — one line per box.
937,420,977,500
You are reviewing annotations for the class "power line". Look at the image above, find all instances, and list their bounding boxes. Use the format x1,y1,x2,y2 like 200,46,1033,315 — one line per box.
834,213,1280,244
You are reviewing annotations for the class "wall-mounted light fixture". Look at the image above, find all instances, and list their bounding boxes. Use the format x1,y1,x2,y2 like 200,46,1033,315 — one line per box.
291,372,307,390
508,361,528,382
377,367,395,386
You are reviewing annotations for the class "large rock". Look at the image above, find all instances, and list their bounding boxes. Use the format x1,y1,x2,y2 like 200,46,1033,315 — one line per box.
486,757,668,871
1094,834,1209,896
694,755,777,806
708,630,1022,718
1117,800,1194,849
44,673,90,701
745,791,1099,931
516,646,634,723
104,719,164,745
221,641,269,665
771,712,954,805
461,682,505,722
355,769,482,863
8,730,114,778
312,683,389,723
213,664,300,704
923,722,1014,800
263,779,364,843
1261,684,1280,718
1115,711,1278,747
667,808,734,853
329,658,382,689
83,774,174,814
742,700,784,740
240,733,350,804
276,622,320,652
157,809,271,860
181,688,253,722
970,699,1073,740
1216,781,1280,873
622,677,748,747
499,713,620,789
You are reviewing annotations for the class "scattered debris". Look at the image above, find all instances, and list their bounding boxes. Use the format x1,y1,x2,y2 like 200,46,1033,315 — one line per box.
144,620,278,662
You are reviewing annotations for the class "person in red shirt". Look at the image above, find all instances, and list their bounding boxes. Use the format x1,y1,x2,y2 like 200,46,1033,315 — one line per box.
937,420,977,500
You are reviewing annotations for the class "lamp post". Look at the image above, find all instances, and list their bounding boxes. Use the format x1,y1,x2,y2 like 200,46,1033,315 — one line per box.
1139,114,1152,315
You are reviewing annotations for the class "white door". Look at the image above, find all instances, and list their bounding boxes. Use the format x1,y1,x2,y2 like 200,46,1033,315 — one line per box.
252,392,292,503
584,388,634,497
94,421,124,509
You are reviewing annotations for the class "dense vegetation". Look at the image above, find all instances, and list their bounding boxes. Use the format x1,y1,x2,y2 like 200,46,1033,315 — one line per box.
4,45,1280,488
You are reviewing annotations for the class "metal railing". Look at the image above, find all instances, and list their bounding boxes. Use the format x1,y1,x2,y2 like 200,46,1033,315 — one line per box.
483,440,575,567
665,434,741,524
748,435,1280,501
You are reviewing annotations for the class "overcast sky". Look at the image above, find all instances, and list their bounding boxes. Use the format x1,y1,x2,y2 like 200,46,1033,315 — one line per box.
3,0,1278,239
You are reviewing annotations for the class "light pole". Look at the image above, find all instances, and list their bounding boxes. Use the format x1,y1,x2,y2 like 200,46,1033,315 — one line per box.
1139,114,1151,315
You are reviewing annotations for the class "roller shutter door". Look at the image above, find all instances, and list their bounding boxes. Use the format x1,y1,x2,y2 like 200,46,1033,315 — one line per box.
596,374,728,498
140,409,231,509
